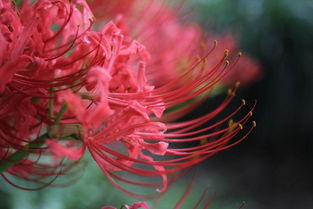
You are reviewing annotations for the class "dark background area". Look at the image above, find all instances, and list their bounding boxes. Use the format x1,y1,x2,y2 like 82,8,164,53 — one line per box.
190,0,313,208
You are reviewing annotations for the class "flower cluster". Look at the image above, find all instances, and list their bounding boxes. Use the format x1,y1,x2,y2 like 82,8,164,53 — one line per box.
89,0,261,87
0,0,257,203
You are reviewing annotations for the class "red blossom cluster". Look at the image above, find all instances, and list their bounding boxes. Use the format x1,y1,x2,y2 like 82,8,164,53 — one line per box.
0,0,258,207
88,0,261,87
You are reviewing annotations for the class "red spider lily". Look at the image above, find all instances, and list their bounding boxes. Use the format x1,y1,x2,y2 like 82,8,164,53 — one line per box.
0,0,99,189
88,0,261,87
0,0,257,198
86,0,261,123
54,59,256,198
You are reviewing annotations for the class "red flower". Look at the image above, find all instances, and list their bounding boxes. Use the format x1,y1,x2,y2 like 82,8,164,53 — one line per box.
0,0,257,197
88,0,261,87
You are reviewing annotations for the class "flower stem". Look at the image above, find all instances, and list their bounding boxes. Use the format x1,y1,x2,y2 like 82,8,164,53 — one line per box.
53,104,67,125
49,88,55,119
0,104,68,174
0,133,49,174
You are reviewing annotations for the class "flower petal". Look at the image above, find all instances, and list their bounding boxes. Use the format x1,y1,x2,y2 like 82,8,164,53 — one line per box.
46,139,85,161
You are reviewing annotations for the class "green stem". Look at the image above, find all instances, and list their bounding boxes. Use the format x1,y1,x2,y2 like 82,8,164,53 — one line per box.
0,133,49,174
12,0,23,8
0,104,68,174
49,88,55,119
54,104,67,125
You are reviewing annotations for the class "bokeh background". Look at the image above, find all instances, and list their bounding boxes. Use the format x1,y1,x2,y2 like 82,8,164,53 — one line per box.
1,0,313,208
189,0,313,208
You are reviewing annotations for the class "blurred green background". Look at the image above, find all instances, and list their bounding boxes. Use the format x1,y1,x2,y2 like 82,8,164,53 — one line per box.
1,0,313,208
189,0,313,209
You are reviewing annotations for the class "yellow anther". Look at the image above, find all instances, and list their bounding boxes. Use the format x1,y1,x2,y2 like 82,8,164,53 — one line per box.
228,89,236,96
224,49,229,57
196,56,201,62
200,41,206,49
238,51,243,57
228,119,234,128
238,123,243,130
228,119,237,132
249,111,253,116
204,58,208,64
242,99,246,106
228,88,233,96
214,40,218,47
252,121,257,127
235,81,241,88
225,60,230,65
